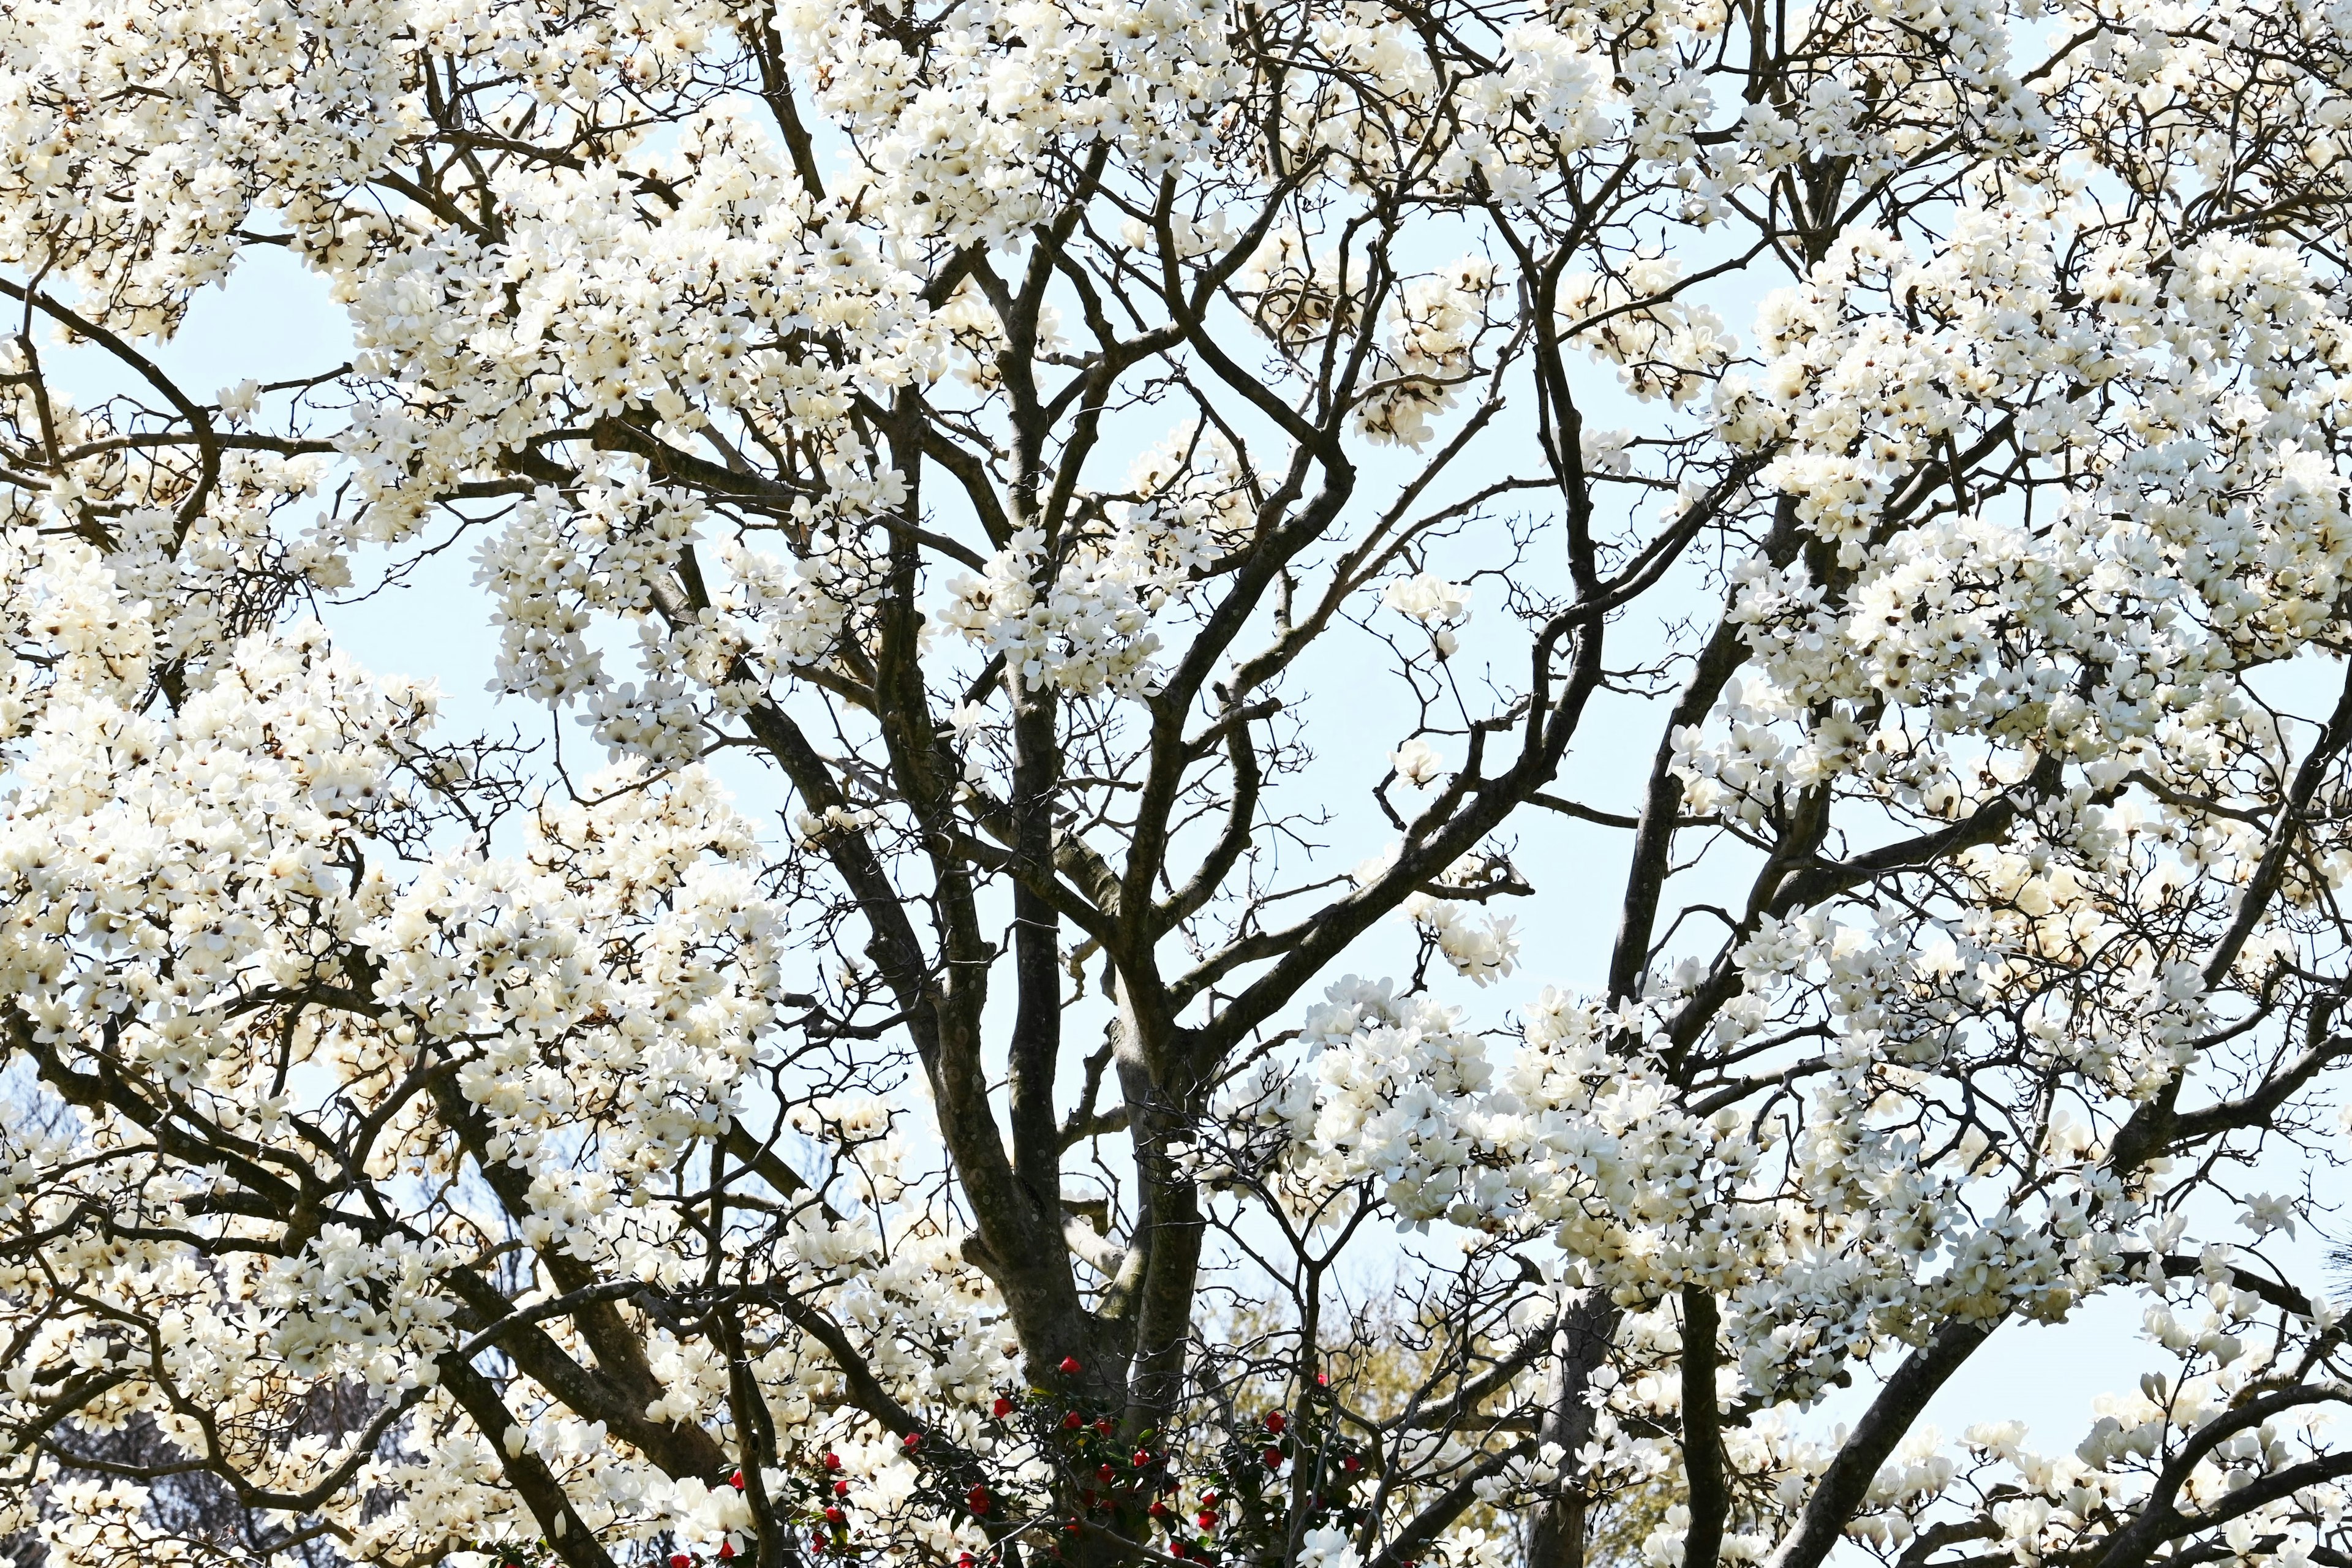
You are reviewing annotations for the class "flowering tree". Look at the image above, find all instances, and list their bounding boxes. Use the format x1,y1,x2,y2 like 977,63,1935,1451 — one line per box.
8,0,2352,1565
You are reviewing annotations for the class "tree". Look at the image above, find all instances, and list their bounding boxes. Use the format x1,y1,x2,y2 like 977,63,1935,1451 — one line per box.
5,0,2352,1565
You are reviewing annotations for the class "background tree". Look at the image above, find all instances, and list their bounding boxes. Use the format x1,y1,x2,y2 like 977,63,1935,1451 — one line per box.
4,1,2352,1567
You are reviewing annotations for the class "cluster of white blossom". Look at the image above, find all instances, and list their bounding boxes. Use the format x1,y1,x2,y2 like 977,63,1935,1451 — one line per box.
1561,257,1738,407
940,477,1240,697
1357,260,1501,448
0,617,1024,1561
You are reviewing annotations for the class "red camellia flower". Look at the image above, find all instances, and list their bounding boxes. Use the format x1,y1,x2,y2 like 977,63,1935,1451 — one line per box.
1058,1356,1083,1374
1264,1448,1284,1471
1134,1450,1152,1468
993,1396,1014,1419
960,1555,978,1568
903,1432,922,1449
834,1480,850,1497
1200,1491,1218,1507
1093,1417,1114,1436
670,1555,692,1567
718,1545,736,1562
1062,1411,1084,1430
1197,1513,1218,1531
1096,1464,1115,1485
1170,1544,1187,1560
824,1507,846,1526
1264,1411,1286,1434
1149,1502,1171,1520
729,1471,745,1490
1341,1455,1362,1473
824,1453,843,1472
968,1485,992,1512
